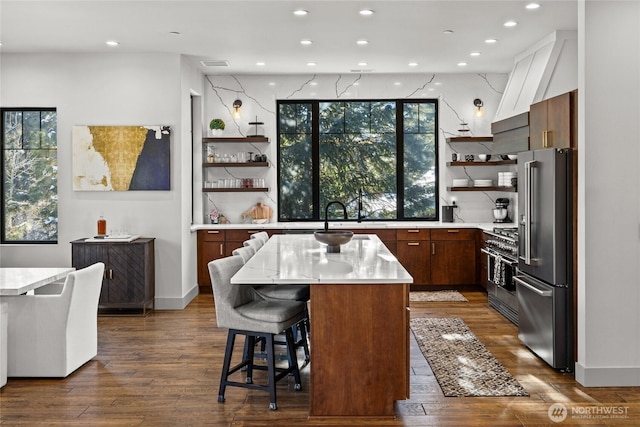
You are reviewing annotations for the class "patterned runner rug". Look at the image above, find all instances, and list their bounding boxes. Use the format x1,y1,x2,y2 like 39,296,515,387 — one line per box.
410,317,529,397
409,290,468,302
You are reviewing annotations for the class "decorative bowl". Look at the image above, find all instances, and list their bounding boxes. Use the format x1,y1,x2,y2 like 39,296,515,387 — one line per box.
314,230,354,253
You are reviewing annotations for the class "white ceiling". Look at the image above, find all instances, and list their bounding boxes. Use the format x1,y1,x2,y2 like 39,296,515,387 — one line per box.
0,0,577,75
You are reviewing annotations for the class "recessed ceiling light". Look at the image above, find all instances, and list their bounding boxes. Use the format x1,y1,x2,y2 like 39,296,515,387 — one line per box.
504,20,518,27
443,30,454,35
300,39,312,45
470,52,481,57
485,38,498,44
394,82,402,86
307,62,317,67
526,3,540,10
293,9,308,16
256,62,265,66
408,62,418,67
106,40,119,47
268,82,276,86
359,9,374,16
356,40,368,45
310,82,318,86
457,62,468,67
358,62,368,66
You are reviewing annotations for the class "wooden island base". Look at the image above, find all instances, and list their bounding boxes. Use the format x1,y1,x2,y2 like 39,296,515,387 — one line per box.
309,283,410,418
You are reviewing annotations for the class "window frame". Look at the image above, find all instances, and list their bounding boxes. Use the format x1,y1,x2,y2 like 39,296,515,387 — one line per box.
276,98,439,222
1,107,58,244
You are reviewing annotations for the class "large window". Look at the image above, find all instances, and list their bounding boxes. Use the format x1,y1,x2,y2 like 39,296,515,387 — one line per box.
1,108,58,243
277,99,438,221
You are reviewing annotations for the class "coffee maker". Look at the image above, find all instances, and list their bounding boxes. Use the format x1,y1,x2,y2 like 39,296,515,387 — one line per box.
493,198,511,223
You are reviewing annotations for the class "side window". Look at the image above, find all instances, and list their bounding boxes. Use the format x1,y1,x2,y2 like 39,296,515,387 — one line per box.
1,108,58,243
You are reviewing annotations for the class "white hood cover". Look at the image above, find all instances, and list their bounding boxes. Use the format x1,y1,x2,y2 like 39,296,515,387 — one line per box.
493,31,578,123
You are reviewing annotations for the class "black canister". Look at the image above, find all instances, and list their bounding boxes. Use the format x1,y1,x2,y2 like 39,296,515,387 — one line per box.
442,204,457,222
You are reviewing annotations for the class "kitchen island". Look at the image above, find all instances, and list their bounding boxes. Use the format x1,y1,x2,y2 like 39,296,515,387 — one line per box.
231,233,413,418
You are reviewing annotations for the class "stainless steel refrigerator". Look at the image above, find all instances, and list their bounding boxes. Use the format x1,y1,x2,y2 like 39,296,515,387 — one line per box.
515,148,574,371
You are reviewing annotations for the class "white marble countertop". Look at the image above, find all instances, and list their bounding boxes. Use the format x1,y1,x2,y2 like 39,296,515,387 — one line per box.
230,234,413,285
191,221,516,232
0,267,75,295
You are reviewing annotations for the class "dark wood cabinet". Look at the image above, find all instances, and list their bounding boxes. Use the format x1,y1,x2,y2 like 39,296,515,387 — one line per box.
430,229,477,285
197,230,225,291
71,238,155,315
196,227,480,292
529,91,576,150
395,229,431,286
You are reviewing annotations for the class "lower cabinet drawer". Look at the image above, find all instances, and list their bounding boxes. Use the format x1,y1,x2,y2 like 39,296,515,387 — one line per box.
431,228,476,241
201,230,224,241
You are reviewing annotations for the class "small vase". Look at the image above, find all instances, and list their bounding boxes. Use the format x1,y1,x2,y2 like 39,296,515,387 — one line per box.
211,218,218,224
210,129,223,137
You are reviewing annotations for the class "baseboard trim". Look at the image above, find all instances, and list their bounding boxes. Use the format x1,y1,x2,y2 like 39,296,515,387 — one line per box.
154,284,199,310
575,362,640,386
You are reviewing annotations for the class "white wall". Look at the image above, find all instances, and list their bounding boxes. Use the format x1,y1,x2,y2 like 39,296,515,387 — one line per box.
0,53,199,309
576,1,640,386
200,73,511,225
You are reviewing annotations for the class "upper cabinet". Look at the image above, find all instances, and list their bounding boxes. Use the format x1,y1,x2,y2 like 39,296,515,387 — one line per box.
491,112,529,155
529,90,577,150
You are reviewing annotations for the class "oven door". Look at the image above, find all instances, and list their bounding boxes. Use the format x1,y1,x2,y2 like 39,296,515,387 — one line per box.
481,248,516,290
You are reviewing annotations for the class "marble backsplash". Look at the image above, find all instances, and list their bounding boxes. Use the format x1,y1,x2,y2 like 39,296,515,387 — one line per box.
198,72,514,225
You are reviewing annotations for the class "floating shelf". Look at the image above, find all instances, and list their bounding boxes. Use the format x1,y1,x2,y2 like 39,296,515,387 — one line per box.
203,162,269,167
203,137,269,143
447,160,516,167
203,188,269,193
447,186,516,192
446,136,493,143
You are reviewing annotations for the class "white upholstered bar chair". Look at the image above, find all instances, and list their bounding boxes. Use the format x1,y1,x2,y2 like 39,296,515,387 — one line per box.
231,245,255,263
243,238,263,252
250,231,269,245
6,262,105,377
208,256,307,410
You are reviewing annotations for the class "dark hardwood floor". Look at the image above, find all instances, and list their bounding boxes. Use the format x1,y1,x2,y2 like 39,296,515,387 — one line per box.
1,290,639,426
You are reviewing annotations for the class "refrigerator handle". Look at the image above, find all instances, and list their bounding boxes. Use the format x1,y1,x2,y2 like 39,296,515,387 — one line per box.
522,160,537,265
514,276,552,297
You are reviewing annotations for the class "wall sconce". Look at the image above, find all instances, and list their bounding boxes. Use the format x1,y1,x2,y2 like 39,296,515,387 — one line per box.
473,98,484,118
233,99,242,119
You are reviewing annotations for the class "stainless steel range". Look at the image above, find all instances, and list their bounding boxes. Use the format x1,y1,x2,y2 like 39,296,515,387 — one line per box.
482,227,519,324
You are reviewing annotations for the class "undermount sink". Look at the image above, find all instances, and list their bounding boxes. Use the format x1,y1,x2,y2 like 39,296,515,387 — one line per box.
314,230,354,253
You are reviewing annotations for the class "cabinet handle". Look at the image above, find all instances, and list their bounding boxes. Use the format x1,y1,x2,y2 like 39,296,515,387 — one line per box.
543,130,549,148
207,230,220,235
219,243,224,256
109,269,113,280
432,242,436,255
447,229,459,233
407,229,420,233
407,242,420,246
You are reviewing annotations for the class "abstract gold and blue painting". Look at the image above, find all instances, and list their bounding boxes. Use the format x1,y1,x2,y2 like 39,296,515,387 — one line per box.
72,125,171,191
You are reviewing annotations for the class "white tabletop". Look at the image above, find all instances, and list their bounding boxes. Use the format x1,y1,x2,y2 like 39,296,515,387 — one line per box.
230,234,413,285
0,268,75,296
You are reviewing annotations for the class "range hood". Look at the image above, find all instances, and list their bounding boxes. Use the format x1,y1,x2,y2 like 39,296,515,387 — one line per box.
493,30,578,123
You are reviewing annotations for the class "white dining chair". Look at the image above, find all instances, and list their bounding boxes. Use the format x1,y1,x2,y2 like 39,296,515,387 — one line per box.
6,262,105,377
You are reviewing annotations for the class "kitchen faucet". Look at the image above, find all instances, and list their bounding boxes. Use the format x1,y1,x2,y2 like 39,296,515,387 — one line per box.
324,201,348,231
357,188,367,223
